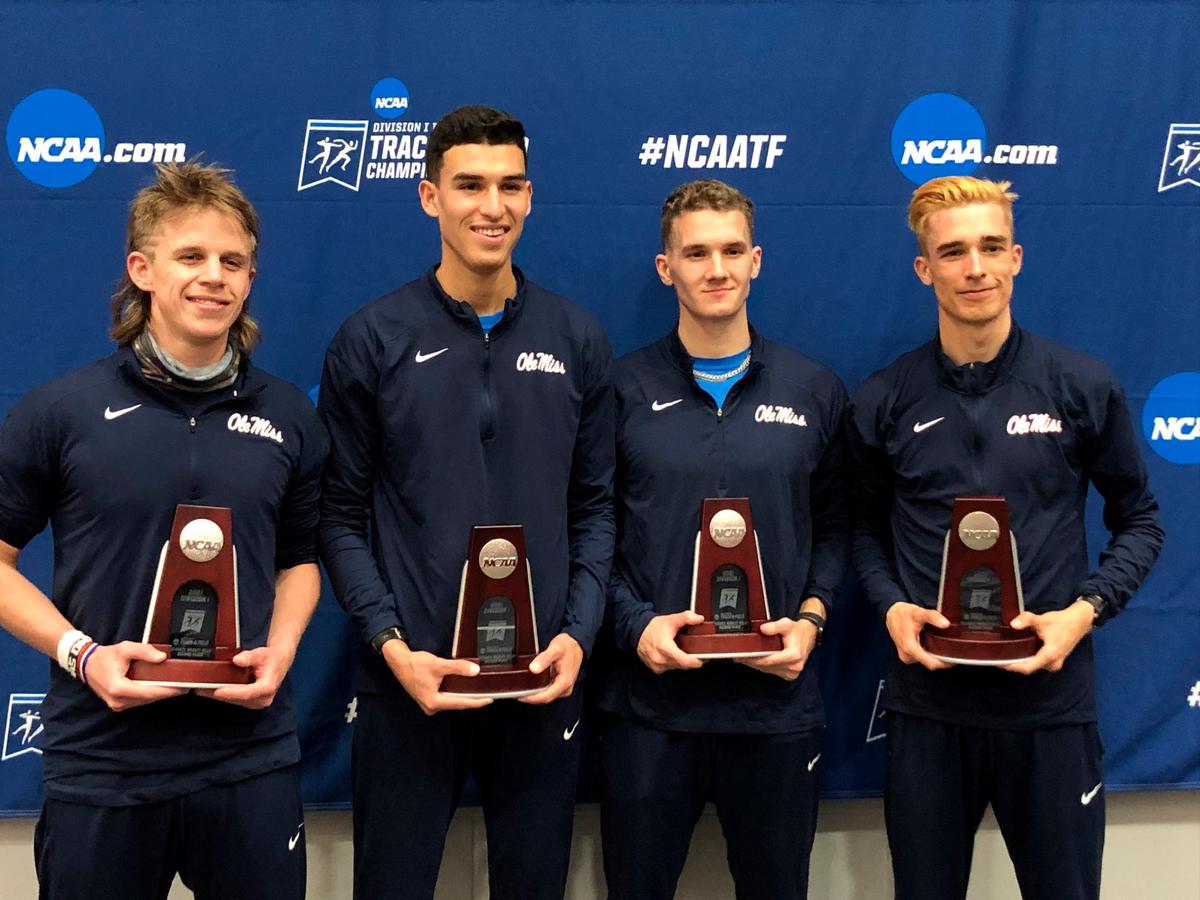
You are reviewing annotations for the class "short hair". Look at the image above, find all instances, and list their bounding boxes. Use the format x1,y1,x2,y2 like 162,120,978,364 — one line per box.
660,179,755,251
908,176,1018,254
424,105,527,184
110,160,261,352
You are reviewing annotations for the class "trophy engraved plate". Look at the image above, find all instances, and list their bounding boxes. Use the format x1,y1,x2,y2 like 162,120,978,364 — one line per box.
677,498,781,658
921,496,1042,665
712,565,749,633
442,525,554,698
128,505,252,686
169,580,218,660
476,597,517,666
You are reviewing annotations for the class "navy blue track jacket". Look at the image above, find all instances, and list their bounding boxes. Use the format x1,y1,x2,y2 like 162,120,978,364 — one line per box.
596,329,849,734
846,324,1163,728
318,268,615,694
0,348,328,805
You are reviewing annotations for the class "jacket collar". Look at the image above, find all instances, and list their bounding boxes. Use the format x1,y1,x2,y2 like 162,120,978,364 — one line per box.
115,345,264,403
933,321,1023,395
660,324,767,380
424,265,526,329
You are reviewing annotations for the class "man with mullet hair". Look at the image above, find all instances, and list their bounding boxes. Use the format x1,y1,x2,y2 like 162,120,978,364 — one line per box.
0,161,327,899
319,105,614,899
846,175,1163,900
596,179,848,899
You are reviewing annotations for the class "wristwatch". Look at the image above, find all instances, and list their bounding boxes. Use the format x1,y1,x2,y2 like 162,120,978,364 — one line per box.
795,611,826,645
369,626,407,656
1079,594,1108,627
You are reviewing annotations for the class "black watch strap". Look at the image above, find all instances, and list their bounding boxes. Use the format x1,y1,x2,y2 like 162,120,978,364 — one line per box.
795,611,826,645
1080,594,1108,627
369,626,407,655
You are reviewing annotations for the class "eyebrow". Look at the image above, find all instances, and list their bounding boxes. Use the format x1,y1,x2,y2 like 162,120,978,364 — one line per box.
934,234,1009,253
680,241,748,253
172,244,250,261
449,172,527,183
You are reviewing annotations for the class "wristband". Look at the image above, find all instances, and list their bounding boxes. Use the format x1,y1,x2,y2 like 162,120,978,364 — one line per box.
56,629,87,672
369,626,407,656
57,629,93,677
77,642,99,685
795,611,826,645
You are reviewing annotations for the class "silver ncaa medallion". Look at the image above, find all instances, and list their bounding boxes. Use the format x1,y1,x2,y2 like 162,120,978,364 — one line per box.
958,511,1000,551
709,509,747,549
179,518,225,563
478,538,519,580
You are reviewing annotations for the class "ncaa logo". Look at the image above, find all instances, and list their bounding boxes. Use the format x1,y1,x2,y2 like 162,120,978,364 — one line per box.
370,77,410,120
892,93,986,183
1142,372,1200,464
6,88,105,188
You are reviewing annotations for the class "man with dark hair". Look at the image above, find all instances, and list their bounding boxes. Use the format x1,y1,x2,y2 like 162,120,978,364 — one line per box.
596,179,848,899
846,175,1163,900
319,104,614,899
0,161,327,900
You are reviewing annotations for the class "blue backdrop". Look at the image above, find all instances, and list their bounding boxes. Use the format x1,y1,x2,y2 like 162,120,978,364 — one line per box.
1,1,1197,814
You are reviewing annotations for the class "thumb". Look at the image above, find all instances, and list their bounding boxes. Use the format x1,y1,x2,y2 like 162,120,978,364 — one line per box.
1009,615,1030,630
232,647,266,667
925,610,951,629
442,657,481,677
529,643,560,673
119,641,168,663
759,618,788,635
669,609,704,627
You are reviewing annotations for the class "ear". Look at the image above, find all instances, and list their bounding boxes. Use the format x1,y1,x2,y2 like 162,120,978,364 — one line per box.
913,255,933,286
417,179,439,219
1011,242,1023,276
655,253,673,286
127,251,154,292
524,179,533,218
750,245,762,280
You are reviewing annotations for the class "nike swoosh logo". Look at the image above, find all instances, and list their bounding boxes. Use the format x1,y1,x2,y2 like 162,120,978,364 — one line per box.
807,753,821,772
651,399,683,412
104,404,142,421
1080,782,1102,805
289,823,304,851
563,718,581,741
913,417,945,433
415,348,449,363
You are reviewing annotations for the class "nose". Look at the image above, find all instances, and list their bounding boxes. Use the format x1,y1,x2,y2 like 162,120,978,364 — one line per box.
199,254,225,283
965,248,985,277
480,185,504,218
708,252,727,280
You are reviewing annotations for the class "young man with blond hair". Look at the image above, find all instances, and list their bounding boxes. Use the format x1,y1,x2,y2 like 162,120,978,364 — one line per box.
0,161,327,899
597,179,848,899
846,175,1163,900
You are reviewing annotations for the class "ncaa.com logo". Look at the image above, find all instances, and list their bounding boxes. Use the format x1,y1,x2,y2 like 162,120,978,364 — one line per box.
1143,372,1200,464
891,93,1059,184
6,88,186,188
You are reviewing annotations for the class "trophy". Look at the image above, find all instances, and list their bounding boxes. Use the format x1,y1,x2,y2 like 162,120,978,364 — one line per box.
127,505,252,686
677,498,782,658
440,525,554,698
921,496,1042,665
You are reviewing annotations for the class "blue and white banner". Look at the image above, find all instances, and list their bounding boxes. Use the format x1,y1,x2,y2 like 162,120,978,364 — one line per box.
1,1,1197,814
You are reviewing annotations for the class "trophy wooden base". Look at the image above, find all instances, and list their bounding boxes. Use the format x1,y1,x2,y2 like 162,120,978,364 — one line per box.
127,644,254,688
441,655,555,699
677,623,781,659
922,625,1042,666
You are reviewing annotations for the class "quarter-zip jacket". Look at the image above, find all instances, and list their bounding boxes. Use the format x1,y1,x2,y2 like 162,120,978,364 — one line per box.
318,268,615,694
846,324,1163,728
0,347,328,805
596,329,849,734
